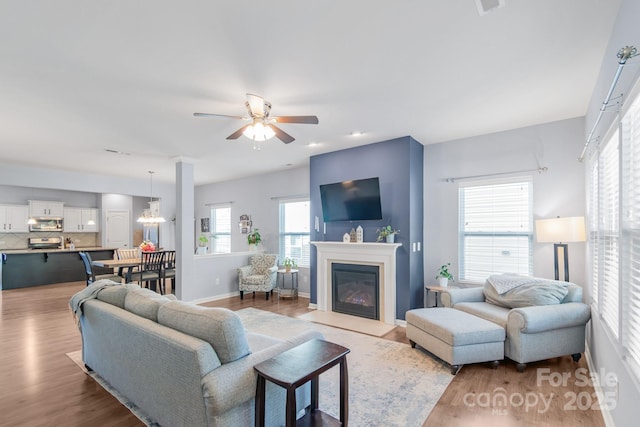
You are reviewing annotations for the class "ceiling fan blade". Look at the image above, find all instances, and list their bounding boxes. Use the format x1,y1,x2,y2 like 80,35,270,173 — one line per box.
246,93,266,117
194,112,246,120
270,125,295,144
226,124,251,140
273,115,319,125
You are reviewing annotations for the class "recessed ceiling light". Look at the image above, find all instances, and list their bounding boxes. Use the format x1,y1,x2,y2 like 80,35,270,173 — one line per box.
350,131,364,137
307,141,319,147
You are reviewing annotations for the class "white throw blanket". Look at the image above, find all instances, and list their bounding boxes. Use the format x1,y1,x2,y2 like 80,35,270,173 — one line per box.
69,279,121,326
487,273,556,295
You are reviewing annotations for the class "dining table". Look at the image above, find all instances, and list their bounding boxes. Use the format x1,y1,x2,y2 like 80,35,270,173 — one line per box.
91,258,141,284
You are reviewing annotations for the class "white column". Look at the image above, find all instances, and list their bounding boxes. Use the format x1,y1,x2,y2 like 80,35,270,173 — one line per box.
175,159,195,300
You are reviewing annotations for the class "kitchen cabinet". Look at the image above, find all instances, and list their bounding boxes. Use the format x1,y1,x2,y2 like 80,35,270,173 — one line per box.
0,204,30,232
64,207,99,232
29,200,64,217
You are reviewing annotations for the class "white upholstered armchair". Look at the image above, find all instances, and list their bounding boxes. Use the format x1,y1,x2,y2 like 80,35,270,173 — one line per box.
238,253,278,300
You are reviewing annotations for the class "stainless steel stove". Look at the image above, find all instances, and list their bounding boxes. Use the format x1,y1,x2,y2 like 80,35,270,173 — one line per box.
28,237,63,250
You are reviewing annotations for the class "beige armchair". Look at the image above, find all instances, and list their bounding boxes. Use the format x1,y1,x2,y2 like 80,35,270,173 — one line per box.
238,253,278,300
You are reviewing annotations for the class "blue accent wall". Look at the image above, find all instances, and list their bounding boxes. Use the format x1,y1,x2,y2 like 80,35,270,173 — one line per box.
309,136,424,320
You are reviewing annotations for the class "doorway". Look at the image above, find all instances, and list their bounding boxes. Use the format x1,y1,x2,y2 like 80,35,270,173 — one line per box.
106,210,131,249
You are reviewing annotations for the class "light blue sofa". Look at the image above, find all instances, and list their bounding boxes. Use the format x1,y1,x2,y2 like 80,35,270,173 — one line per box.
441,283,591,372
73,283,321,426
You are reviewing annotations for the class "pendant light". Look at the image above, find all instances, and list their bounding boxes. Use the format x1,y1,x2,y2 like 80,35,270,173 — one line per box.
137,171,166,223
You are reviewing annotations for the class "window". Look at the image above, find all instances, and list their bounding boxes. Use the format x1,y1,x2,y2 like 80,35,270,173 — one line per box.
458,177,533,282
279,200,310,267
622,91,640,370
588,80,640,381
210,206,231,253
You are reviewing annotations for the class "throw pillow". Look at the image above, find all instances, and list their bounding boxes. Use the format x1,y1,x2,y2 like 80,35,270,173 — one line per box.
484,280,569,308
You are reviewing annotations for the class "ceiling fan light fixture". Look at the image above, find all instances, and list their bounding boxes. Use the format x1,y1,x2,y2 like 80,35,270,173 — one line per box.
243,122,275,141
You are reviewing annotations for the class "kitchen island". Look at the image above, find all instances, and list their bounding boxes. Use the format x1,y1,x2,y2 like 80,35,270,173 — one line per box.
1,247,116,290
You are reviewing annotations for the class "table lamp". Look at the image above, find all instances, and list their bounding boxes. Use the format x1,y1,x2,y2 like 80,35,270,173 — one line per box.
535,216,586,282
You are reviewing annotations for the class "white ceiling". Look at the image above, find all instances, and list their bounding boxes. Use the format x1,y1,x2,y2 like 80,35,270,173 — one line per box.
0,1,622,185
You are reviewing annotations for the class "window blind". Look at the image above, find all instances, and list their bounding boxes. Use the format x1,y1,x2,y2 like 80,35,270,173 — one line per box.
598,130,620,338
588,161,599,306
279,200,310,267
458,177,533,282
622,93,640,368
211,206,231,254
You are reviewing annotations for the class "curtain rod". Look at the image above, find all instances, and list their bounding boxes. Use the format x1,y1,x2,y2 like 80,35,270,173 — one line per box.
270,193,309,201
204,201,233,206
444,167,548,183
578,45,637,162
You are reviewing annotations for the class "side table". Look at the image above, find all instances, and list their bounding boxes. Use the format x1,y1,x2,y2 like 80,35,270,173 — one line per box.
276,268,299,300
254,338,350,427
424,285,459,308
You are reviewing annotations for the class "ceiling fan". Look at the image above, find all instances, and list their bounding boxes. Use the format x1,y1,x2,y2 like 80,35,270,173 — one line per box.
194,93,319,144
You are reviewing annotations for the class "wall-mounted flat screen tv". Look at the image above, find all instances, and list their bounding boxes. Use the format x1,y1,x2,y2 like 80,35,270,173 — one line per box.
320,177,383,222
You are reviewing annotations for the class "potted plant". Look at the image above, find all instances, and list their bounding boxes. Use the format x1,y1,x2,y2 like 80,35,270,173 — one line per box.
198,235,209,247
282,257,297,272
247,228,261,250
376,225,399,243
436,262,454,287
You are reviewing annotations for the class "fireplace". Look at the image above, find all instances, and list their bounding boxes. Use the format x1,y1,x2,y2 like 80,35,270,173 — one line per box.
332,263,379,320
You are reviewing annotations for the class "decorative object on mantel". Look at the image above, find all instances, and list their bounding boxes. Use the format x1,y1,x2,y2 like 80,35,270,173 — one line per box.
343,233,350,243
356,225,363,243
376,225,399,243
350,228,357,242
436,263,454,287
247,228,261,251
239,214,252,234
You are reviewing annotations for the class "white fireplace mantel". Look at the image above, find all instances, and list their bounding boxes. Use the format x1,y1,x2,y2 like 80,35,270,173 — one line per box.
311,241,401,325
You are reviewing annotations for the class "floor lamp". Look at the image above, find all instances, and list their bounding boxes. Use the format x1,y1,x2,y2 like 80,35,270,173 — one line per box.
535,216,586,282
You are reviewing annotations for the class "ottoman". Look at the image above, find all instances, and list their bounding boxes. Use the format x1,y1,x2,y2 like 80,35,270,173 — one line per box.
406,307,505,374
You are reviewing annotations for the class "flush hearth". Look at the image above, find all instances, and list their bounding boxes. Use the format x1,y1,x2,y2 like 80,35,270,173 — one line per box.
331,263,379,320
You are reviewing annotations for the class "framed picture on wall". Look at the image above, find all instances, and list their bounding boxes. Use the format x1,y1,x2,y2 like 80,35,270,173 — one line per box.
201,218,210,233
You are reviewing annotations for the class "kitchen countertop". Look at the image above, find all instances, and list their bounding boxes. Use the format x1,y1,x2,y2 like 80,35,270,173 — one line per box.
1,247,116,255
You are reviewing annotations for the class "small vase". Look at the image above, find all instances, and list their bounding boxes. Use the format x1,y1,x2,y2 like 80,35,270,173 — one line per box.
386,234,395,243
285,266,291,272
249,243,257,252
438,277,448,287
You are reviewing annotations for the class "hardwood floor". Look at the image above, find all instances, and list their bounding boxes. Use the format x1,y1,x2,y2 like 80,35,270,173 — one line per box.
0,282,605,426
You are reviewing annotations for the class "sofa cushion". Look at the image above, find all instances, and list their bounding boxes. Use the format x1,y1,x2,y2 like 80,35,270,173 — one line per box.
97,283,141,308
454,302,510,328
483,280,569,309
124,288,174,321
157,302,251,364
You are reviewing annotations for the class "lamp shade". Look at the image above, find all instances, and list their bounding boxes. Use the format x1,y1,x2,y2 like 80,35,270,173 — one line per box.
535,216,586,243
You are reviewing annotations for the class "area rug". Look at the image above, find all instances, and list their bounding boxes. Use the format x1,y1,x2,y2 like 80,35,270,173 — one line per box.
68,307,452,427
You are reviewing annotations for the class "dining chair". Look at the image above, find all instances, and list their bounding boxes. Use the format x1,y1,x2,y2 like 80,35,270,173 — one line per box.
129,251,165,294
79,251,122,286
116,248,139,260
161,250,176,294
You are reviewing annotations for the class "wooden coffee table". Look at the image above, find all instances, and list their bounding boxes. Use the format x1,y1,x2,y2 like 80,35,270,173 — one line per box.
254,338,350,427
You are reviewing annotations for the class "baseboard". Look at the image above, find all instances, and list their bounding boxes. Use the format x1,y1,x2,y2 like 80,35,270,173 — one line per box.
189,292,240,305
308,303,318,310
584,347,615,427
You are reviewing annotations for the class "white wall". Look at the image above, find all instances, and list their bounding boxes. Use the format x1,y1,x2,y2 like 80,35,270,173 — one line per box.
194,166,311,295
424,117,587,286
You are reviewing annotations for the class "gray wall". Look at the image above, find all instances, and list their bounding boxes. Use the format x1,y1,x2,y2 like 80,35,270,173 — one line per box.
583,0,640,425
194,166,311,295
424,117,587,287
